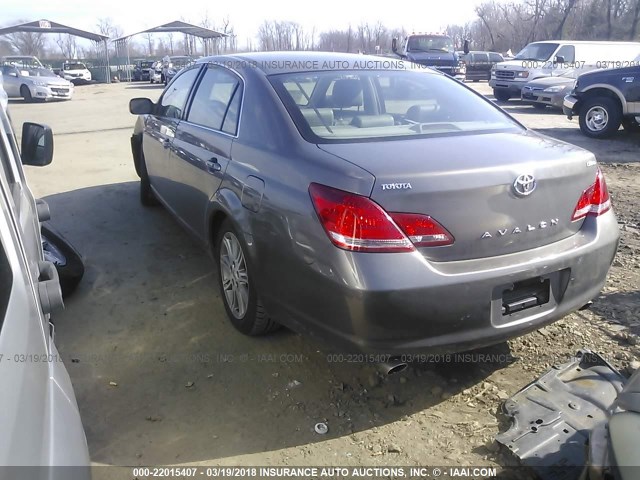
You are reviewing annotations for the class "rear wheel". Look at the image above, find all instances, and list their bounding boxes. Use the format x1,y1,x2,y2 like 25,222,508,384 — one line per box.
215,220,279,336
493,89,511,102
20,85,33,103
578,96,622,138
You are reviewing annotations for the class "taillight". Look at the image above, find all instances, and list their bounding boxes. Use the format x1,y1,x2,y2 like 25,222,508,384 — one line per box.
389,213,454,247
571,168,611,221
309,183,453,253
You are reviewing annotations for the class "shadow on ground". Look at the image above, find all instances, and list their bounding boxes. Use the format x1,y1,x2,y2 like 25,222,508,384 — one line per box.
44,181,514,465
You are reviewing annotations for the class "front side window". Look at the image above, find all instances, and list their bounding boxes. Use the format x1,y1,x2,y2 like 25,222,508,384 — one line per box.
187,66,242,134
270,69,520,143
157,67,201,119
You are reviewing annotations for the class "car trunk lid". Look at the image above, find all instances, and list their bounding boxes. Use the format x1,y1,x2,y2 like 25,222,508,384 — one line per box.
318,130,598,262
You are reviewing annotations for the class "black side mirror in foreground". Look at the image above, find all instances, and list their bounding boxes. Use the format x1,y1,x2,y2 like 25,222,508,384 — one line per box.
391,38,398,53
129,97,155,115
21,122,53,167
463,39,470,55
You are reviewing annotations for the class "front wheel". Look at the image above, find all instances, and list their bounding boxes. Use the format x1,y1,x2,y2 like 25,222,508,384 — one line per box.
493,89,511,102
215,220,279,336
20,85,33,103
578,96,622,138
41,223,85,298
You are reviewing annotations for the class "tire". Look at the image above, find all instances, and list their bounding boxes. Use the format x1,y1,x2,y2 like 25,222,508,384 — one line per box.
473,79,479,83
139,149,160,207
578,96,622,138
493,89,511,102
215,219,279,336
41,223,85,298
622,118,640,134
20,85,33,103
533,103,547,110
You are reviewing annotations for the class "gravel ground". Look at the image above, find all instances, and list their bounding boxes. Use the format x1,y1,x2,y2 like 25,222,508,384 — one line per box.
8,80,639,478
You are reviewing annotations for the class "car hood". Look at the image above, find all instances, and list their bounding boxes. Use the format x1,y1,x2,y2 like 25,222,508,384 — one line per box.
24,76,72,87
525,76,574,88
577,65,640,84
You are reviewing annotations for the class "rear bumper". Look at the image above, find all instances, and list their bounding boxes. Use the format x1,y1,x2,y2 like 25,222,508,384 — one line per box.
274,211,619,355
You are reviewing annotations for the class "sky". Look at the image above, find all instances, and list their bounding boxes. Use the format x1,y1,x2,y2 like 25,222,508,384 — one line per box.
2,0,483,49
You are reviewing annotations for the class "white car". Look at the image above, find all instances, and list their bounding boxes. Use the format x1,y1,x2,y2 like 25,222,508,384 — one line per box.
0,65,74,102
61,61,92,84
0,90,90,473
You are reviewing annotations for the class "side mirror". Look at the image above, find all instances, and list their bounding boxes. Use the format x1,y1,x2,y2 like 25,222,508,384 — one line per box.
391,38,398,53
555,55,565,64
129,97,155,115
463,39,470,55
21,123,54,167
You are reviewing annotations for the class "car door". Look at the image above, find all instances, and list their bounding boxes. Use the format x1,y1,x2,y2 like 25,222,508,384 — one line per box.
166,64,243,240
142,65,202,206
1,66,20,97
0,107,43,287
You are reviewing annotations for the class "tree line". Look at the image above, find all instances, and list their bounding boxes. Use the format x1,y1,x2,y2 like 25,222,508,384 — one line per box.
3,0,640,61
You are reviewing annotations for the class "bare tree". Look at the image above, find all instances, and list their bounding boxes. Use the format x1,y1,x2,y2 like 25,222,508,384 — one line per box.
55,34,77,59
5,20,46,56
143,33,154,55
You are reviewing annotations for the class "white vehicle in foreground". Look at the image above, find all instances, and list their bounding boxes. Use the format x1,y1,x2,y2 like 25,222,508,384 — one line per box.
0,65,74,102
61,62,92,84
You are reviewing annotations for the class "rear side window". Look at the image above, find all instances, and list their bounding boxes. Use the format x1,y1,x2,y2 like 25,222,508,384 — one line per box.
187,66,242,135
156,67,201,119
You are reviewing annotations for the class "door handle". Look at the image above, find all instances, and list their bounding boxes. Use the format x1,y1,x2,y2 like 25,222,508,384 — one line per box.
206,157,222,174
162,138,171,149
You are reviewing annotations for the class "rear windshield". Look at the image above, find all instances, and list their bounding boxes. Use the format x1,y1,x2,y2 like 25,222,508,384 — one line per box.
269,69,520,143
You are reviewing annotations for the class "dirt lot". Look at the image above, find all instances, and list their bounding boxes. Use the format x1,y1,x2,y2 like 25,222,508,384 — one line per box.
8,80,640,478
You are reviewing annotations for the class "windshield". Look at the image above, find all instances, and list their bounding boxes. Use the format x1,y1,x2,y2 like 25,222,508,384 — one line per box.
270,69,519,143
3,57,43,68
407,35,454,53
64,63,87,70
19,68,57,78
514,43,559,61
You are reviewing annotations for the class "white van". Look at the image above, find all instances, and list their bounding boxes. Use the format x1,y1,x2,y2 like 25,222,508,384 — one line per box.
489,40,640,101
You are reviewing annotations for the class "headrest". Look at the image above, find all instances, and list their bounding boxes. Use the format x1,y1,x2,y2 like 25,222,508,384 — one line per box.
331,79,363,108
351,114,395,128
300,108,334,128
406,103,439,122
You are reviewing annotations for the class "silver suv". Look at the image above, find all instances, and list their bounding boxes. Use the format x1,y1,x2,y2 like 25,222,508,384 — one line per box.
0,101,89,474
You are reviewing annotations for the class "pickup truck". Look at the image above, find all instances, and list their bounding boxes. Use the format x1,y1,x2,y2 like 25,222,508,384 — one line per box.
563,65,640,138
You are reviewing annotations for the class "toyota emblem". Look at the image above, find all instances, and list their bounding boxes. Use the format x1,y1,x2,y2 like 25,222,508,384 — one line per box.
513,174,536,196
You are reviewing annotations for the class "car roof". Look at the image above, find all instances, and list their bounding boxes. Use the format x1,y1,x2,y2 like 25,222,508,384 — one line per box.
196,51,424,75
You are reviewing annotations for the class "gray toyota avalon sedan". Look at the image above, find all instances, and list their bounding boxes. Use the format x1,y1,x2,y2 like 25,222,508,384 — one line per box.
129,52,619,355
